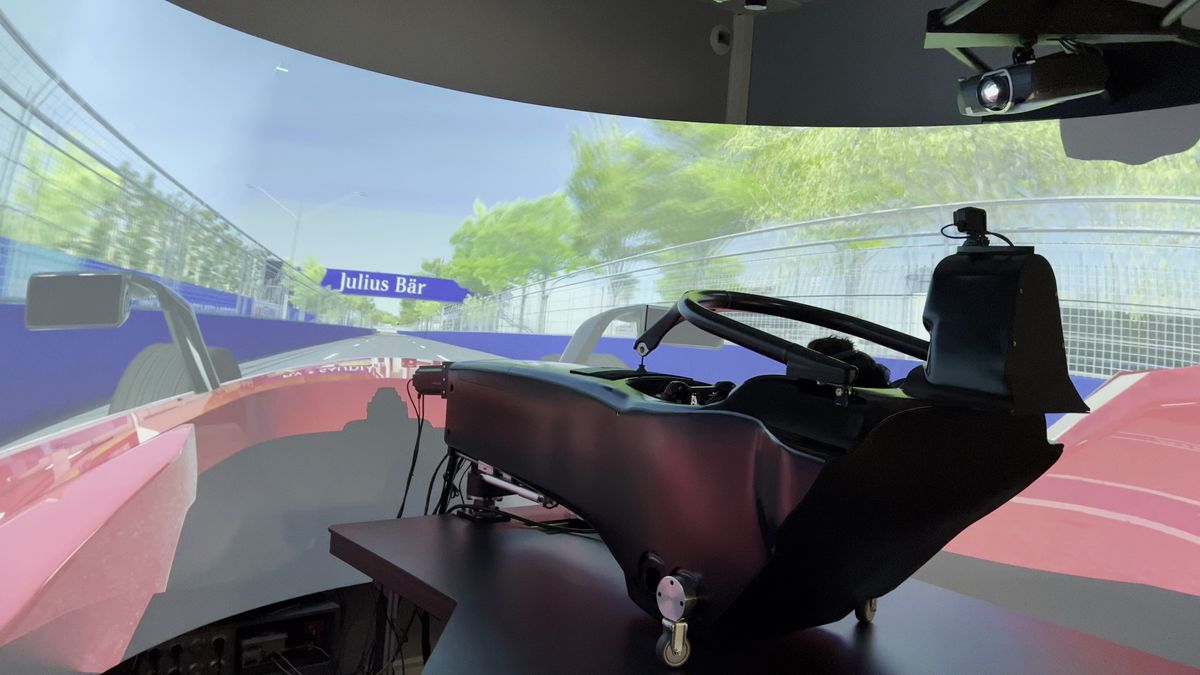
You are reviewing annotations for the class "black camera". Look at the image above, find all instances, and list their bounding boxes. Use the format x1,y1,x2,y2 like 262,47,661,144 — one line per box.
413,363,451,396
958,51,1109,117
951,206,989,246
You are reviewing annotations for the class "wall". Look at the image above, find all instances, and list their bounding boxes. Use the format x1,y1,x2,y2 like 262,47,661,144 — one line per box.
0,304,372,445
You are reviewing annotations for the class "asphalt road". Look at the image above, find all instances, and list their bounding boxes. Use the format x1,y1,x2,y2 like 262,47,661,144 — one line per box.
3,332,500,451
238,332,498,375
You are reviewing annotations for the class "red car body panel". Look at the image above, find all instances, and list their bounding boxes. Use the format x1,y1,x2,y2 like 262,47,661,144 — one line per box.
0,357,443,670
946,366,1200,597
0,425,197,671
0,359,1195,671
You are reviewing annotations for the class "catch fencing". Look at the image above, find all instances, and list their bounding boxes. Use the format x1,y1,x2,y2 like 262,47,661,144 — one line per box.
420,197,1200,379
0,11,367,326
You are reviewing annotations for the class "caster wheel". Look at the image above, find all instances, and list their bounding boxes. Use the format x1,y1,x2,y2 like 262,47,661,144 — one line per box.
855,597,878,624
656,631,691,668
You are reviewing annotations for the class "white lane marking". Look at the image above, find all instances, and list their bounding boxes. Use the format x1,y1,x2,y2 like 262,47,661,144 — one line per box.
1049,371,1148,441
324,352,340,360
437,354,450,361
353,343,363,347
419,345,426,349
1010,496,1200,546
1045,473,1200,508
1112,432,1200,455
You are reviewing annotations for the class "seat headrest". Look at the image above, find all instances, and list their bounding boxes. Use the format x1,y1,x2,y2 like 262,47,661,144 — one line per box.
901,248,1088,414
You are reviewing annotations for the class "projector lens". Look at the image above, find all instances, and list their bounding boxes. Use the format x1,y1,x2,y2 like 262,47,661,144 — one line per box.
978,76,1009,110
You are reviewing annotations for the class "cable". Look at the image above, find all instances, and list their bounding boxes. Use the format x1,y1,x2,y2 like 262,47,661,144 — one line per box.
270,654,302,675
939,223,968,240
455,463,469,506
990,231,1015,246
940,222,1016,246
420,610,432,664
379,605,421,675
385,608,407,655
1059,37,1103,57
402,607,421,674
423,451,450,516
430,454,457,516
276,653,304,675
374,375,432,675
353,628,372,675
359,588,424,675
362,589,389,675
435,454,465,516
395,379,427,518
445,503,600,539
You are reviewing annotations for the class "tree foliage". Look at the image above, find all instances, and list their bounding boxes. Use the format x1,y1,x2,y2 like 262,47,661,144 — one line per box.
3,134,372,323
401,116,1200,322
13,113,1200,327
441,193,586,295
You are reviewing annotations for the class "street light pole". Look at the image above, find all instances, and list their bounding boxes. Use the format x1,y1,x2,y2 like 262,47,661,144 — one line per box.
246,184,365,320
246,184,365,264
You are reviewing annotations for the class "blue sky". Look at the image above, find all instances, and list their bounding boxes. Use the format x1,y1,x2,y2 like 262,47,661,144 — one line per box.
0,0,645,275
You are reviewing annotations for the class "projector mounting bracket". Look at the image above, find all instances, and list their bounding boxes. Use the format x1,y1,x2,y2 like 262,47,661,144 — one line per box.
926,0,1200,52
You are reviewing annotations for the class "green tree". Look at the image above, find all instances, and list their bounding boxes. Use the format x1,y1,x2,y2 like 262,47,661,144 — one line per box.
435,193,587,330
118,172,171,273
441,193,586,295
399,258,452,326
10,136,121,251
724,122,1200,223
567,120,763,254
565,119,765,303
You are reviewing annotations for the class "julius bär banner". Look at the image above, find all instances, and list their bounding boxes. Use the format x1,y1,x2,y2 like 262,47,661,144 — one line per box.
321,268,471,303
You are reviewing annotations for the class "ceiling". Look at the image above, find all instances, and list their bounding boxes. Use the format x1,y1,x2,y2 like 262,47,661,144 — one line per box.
167,0,1200,130
696,0,819,14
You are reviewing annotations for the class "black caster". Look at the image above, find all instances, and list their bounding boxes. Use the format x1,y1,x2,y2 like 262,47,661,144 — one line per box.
656,574,697,668
855,597,878,623
657,624,691,668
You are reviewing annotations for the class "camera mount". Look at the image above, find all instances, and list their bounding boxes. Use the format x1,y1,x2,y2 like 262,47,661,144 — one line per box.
951,207,991,246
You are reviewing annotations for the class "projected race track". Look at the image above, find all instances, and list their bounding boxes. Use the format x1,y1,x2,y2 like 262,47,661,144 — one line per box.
3,332,498,451
0,326,499,673
238,332,496,375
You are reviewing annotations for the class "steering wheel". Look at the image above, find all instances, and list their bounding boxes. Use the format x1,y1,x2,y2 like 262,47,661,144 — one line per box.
634,290,929,398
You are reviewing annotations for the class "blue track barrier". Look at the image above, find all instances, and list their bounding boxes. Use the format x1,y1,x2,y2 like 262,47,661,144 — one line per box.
0,303,372,445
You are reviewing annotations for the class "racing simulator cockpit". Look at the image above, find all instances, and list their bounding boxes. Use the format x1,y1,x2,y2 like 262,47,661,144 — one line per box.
2,1,1199,674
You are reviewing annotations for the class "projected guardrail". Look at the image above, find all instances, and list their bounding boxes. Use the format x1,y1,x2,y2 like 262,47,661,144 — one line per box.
0,11,370,327
421,197,1200,379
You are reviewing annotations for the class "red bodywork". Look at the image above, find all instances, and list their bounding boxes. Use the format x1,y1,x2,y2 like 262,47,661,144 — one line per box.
946,366,1200,598
0,360,1195,671
0,358,444,672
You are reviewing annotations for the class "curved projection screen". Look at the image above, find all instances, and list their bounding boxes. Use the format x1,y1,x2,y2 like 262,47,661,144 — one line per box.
166,0,1200,128
0,1,1195,673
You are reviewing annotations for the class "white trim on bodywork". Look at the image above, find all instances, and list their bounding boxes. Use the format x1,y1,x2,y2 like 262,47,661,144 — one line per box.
1048,372,1148,442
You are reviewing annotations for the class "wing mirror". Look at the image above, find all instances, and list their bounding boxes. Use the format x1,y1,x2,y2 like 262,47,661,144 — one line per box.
25,272,132,329
25,271,221,392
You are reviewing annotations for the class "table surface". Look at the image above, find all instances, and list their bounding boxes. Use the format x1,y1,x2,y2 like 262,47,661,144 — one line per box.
329,511,1195,675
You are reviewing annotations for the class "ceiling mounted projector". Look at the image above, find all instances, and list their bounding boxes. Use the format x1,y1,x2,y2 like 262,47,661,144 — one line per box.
957,50,1109,117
